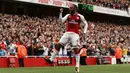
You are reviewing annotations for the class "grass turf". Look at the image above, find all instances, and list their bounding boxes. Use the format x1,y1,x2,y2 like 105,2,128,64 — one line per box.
0,64,130,73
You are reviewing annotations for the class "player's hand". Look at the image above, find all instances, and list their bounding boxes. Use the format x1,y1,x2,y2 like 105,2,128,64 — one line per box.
60,8,63,13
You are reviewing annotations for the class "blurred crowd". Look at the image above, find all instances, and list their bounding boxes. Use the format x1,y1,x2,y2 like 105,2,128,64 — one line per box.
69,0,130,11
0,13,64,56
0,13,130,57
86,21,130,56
87,0,129,11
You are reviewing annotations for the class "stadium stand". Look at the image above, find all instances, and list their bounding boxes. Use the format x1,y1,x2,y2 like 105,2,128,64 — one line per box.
68,0,130,11
0,13,130,56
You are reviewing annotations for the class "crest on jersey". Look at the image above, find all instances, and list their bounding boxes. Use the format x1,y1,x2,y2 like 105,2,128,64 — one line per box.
77,17,79,20
69,16,71,18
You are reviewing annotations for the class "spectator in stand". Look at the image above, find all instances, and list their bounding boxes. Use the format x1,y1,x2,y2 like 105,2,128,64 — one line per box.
27,43,34,56
0,46,7,56
7,42,17,56
108,44,115,56
87,0,130,11
42,43,49,56
33,43,40,56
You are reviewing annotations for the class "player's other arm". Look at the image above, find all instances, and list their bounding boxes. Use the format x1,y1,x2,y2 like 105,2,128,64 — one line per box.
79,14,88,34
59,8,70,23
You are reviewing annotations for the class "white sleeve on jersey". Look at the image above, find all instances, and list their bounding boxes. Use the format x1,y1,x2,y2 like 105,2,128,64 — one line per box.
59,12,70,23
78,14,88,34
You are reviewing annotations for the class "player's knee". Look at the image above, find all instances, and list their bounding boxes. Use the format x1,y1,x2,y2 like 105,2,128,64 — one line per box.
55,43,64,51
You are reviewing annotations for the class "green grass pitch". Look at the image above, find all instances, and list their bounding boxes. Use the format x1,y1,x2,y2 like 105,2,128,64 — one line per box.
0,64,130,73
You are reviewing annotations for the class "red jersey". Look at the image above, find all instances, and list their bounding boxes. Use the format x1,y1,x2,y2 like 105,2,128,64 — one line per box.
67,13,81,34
60,13,87,34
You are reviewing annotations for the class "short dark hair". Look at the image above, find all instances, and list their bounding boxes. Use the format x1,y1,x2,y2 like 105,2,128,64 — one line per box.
73,4,78,10
83,45,86,48
19,41,23,45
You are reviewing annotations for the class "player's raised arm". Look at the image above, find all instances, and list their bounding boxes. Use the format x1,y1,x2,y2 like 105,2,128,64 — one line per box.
80,14,88,34
59,8,70,23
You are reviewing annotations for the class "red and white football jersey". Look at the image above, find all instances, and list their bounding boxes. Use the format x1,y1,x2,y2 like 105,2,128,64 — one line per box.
60,12,88,34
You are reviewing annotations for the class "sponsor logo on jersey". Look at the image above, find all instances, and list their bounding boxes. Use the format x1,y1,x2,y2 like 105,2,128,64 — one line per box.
68,20,78,24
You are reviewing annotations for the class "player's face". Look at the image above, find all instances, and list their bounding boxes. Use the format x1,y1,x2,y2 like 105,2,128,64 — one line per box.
69,5,75,14
69,5,74,11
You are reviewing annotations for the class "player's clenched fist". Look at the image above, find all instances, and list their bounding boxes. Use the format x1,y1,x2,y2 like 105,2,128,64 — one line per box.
60,8,63,13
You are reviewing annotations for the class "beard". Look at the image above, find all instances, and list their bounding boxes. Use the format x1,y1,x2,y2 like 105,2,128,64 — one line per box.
70,10,75,15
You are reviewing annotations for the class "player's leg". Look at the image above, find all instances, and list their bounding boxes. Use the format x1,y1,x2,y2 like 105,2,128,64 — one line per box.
71,33,80,73
44,32,69,64
49,43,64,62
74,47,80,73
